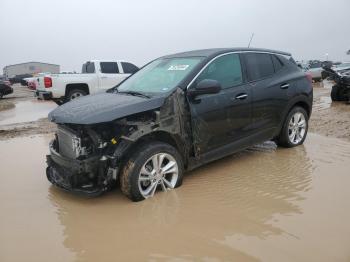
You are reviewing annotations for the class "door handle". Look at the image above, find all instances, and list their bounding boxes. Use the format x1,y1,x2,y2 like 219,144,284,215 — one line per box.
101,76,108,79
235,93,248,100
280,83,290,89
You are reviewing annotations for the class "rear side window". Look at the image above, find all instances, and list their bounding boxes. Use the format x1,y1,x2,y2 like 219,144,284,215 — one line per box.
195,53,243,89
271,55,284,72
100,62,119,74
122,62,139,74
244,53,274,81
82,62,95,73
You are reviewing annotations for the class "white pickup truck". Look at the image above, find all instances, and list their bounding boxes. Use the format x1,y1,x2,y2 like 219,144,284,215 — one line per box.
35,60,139,104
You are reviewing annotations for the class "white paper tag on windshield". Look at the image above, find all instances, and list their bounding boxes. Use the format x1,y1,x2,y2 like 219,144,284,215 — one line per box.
168,65,189,71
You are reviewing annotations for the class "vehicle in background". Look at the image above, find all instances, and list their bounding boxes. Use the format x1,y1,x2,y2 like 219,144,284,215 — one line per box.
323,66,350,103
27,79,37,90
35,60,139,105
334,62,350,72
307,61,323,81
9,74,33,85
46,48,313,201
0,80,13,98
297,62,309,71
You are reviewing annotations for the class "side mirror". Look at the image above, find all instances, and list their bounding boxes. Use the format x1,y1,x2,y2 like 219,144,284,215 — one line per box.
187,79,221,97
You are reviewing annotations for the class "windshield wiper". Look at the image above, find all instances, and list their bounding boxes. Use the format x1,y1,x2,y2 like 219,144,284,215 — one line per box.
117,90,150,99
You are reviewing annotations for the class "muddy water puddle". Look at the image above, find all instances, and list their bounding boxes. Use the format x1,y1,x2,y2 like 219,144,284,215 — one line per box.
0,100,57,126
1,133,350,261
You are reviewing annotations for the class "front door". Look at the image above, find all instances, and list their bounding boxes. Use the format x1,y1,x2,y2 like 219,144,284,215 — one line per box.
188,53,252,155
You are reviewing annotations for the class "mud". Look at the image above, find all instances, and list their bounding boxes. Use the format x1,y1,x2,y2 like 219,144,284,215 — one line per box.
0,85,57,140
309,80,350,141
1,133,350,261
0,101,15,112
0,118,56,140
0,100,56,126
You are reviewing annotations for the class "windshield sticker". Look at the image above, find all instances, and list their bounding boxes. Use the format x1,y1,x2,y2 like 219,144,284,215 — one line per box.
168,65,189,71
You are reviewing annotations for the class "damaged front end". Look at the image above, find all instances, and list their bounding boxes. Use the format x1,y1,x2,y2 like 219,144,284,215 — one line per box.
46,88,193,196
46,124,119,196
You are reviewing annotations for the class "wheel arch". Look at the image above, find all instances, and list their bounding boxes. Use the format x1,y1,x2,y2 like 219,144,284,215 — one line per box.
119,131,187,169
293,101,311,118
65,83,90,97
275,96,312,138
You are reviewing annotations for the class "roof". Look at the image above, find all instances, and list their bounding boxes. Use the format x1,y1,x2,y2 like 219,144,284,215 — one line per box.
162,47,292,59
3,61,60,69
89,60,128,63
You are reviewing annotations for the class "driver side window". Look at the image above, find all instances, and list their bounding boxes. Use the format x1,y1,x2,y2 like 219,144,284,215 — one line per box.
195,53,243,89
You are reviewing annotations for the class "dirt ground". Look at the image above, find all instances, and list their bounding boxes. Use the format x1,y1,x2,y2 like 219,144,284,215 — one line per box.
1,83,350,261
309,80,350,141
0,85,56,140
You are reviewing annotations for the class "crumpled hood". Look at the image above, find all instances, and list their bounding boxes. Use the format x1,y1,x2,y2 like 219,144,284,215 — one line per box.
49,92,166,124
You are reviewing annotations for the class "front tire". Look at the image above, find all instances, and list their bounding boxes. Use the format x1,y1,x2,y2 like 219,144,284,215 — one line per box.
120,142,184,202
276,106,308,148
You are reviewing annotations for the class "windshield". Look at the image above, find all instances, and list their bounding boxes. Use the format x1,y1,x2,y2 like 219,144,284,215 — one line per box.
116,57,203,96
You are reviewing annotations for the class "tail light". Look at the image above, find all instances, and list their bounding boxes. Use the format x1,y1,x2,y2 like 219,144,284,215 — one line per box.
44,77,52,88
305,73,313,85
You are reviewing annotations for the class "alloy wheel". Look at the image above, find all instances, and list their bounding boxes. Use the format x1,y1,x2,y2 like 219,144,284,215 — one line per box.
288,112,306,144
138,153,179,198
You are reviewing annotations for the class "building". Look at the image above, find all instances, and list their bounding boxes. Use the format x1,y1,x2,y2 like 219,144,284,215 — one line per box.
3,62,60,78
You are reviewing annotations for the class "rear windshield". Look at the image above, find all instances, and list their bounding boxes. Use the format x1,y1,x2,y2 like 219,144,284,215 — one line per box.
82,62,95,73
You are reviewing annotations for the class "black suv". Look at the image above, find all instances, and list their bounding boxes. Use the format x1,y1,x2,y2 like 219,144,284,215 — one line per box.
46,48,313,201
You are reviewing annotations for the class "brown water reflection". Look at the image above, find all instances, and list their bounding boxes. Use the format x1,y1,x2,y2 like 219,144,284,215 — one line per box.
1,133,350,261
47,141,313,261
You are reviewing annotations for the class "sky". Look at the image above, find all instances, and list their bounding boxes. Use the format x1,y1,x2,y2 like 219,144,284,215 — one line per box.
0,0,349,72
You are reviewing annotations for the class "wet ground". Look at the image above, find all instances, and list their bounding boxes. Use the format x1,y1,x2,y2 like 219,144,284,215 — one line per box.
309,81,350,141
1,133,350,261
0,82,350,261
0,85,56,139
0,99,56,125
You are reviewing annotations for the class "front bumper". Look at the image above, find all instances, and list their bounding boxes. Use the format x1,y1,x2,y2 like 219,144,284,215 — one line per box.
35,90,52,100
46,142,111,196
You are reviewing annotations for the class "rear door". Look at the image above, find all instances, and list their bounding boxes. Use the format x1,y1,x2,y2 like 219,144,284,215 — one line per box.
99,62,126,90
243,52,295,137
188,53,252,154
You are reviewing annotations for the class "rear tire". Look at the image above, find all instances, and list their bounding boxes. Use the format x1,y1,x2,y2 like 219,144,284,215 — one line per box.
0,92,3,99
66,88,87,102
120,142,184,202
276,106,308,148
